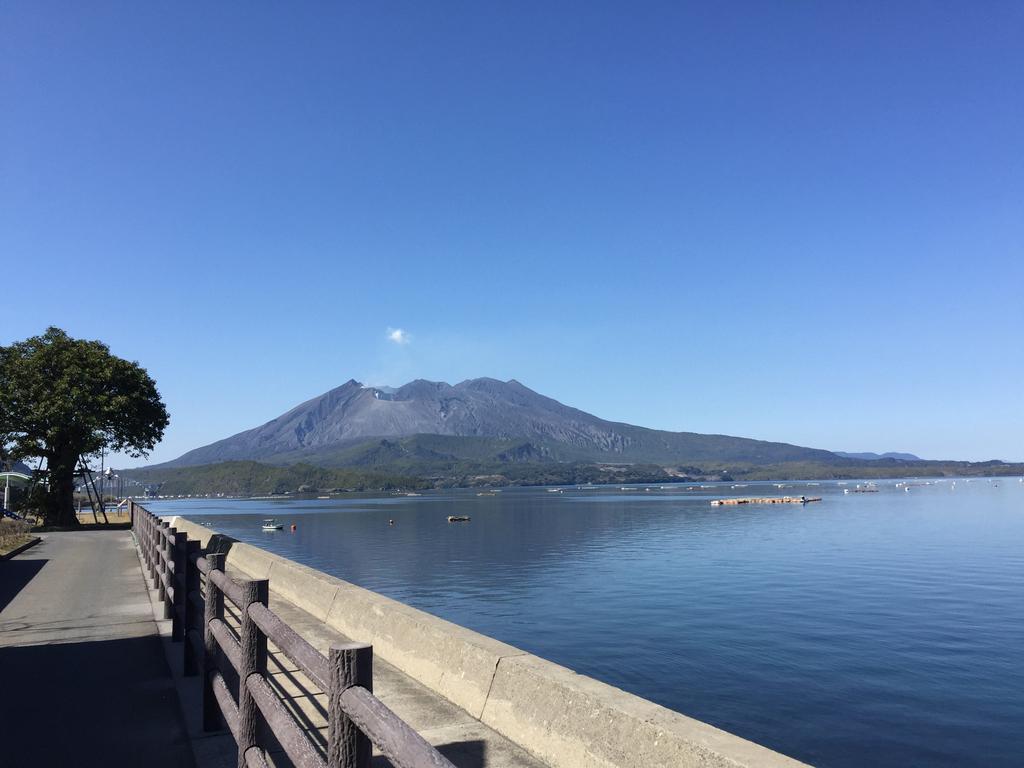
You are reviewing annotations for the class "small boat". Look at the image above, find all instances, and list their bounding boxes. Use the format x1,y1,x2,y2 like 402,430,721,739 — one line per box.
261,519,283,531
447,515,471,523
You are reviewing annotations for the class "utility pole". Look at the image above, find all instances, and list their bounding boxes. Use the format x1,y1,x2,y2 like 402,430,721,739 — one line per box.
99,446,105,517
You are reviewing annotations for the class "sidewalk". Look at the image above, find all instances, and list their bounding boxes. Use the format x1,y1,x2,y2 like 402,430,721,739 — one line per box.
0,530,195,767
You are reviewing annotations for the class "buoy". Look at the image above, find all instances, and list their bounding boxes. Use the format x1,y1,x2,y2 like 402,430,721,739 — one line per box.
291,523,297,532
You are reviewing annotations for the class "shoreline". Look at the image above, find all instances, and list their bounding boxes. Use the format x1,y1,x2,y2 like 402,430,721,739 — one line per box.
138,474,1019,503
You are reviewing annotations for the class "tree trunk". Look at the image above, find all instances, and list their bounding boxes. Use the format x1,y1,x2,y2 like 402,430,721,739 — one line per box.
43,450,79,527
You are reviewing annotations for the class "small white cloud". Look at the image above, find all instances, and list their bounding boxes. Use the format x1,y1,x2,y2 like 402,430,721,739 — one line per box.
387,327,411,345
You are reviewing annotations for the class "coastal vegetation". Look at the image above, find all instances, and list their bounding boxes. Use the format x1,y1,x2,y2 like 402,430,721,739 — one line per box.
124,461,434,497
0,327,169,526
123,456,1024,497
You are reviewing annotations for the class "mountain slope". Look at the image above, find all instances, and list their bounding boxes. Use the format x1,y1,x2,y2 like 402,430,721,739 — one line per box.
162,378,845,469
834,451,921,461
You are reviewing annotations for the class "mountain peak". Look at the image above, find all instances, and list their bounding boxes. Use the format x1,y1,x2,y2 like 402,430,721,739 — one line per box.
456,377,534,393
162,375,843,469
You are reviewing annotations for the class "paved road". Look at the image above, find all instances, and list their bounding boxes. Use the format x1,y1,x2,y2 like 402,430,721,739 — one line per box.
0,530,195,767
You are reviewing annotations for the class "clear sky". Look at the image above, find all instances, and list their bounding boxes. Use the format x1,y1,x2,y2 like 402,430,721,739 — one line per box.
2,2,1022,465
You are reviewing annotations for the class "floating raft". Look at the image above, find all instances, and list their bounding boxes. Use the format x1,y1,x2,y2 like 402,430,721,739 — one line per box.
711,496,821,506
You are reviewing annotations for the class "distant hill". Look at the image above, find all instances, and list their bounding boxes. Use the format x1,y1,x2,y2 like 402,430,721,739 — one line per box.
834,451,921,461
158,378,846,470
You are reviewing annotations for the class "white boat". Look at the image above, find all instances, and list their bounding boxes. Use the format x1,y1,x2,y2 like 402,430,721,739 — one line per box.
261,519,283,531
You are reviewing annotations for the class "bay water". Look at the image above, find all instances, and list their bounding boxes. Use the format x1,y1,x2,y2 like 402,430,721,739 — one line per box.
150,479,1024,767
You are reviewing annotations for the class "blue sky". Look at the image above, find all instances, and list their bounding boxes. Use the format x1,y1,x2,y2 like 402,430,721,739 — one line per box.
2,2,1022,464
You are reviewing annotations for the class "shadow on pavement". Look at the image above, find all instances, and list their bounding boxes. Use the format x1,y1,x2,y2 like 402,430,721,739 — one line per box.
435,739,487,768
0,558,46,612
33,523,132,532
0,634,195,767
370,740,486,768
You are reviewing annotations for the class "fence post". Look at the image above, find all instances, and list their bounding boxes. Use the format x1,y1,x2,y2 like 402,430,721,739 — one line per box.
157,521,169,607
184,539,201,676
327,642,373,768
139,509,145,562
150,514,158,577
161,524,174,620
171,531,187,641
140,509,148,569
237,578,270,768
149,513,157,580
147,513,156,582
150,514,159,584
144,512,153,579
130,502,143,577
203,553,225,732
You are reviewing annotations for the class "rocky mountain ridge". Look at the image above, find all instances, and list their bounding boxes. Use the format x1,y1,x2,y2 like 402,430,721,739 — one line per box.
162,377,847,469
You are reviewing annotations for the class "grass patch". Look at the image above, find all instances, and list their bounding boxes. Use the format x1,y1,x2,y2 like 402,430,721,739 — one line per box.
31,508,133,532
0,518,33,556
75,509,131,525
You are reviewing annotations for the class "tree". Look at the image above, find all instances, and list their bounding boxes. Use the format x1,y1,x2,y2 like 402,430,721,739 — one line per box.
0,327,169,526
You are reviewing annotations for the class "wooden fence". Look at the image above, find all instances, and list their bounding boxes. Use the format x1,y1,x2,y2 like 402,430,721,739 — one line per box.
130,500,456,768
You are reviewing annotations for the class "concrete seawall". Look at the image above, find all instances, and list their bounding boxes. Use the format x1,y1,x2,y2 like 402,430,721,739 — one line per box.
167,515,810,768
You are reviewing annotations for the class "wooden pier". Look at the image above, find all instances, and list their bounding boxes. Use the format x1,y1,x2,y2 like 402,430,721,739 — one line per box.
711,496,821,506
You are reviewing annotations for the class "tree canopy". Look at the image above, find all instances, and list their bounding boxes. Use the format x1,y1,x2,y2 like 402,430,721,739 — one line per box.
0,327,169,525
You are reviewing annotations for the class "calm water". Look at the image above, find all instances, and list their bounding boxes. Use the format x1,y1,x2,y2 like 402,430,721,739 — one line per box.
151,479,1024,767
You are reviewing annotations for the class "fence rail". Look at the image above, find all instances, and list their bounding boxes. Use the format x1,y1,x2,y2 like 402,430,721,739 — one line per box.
130,501,456,768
